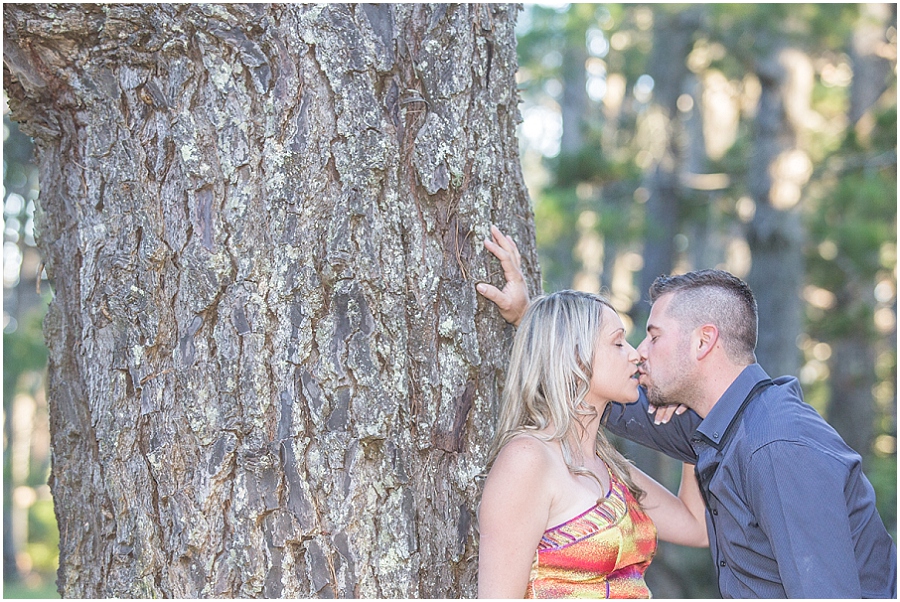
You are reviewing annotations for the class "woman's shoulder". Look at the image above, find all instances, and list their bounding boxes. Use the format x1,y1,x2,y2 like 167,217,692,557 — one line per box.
482,433,559,518
491,433,559,482
499,431,556,458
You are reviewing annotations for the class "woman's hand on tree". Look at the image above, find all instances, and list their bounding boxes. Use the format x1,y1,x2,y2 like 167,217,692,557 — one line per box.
476,225,530,327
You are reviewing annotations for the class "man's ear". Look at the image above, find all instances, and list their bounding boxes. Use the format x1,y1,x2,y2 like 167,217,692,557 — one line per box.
695,324,719,360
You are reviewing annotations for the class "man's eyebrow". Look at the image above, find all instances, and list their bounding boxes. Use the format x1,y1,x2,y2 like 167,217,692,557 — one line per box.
646,324,660,334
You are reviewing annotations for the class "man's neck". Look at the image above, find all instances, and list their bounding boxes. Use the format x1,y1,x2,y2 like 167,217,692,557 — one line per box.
692,363,749,418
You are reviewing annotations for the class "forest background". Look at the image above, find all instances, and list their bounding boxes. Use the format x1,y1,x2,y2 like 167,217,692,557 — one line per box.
2,3,896,598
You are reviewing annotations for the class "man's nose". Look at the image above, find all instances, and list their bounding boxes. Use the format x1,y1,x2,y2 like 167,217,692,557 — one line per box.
636,337,649,361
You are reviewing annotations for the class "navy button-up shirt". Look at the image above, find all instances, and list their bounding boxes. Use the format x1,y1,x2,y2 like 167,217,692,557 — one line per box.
603,363,897,598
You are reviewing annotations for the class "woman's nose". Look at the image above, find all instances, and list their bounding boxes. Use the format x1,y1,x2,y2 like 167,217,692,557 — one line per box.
628,345,640,363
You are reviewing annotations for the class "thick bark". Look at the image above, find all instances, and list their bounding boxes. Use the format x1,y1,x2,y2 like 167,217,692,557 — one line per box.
4,3,538,597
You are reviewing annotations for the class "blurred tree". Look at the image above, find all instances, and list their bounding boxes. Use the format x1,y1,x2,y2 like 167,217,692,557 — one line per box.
743,42,810,378
815,2,896,463
631,6,703,330
4,3,539,597
516,4,595,292
3,111,52,589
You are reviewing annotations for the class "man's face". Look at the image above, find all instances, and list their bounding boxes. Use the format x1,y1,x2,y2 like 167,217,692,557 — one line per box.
636,293,696,408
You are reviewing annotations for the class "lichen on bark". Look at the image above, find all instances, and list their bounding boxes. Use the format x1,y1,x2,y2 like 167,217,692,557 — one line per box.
4,3,538,597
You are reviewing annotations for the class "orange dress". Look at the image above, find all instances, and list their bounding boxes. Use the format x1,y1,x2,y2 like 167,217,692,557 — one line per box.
525,469,658,598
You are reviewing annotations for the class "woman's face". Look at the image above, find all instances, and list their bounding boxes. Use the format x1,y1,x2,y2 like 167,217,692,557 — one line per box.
586,305,642,409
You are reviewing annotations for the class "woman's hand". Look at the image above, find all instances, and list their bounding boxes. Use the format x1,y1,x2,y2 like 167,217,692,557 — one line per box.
647,403,689,425
476,225,530,327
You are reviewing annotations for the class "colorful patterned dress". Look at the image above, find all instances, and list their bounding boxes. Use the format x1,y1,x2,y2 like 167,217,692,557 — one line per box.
525,468,658,598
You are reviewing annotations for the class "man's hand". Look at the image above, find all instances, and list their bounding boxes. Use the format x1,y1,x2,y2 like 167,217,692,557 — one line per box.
648,404,688,425
476,225,530,327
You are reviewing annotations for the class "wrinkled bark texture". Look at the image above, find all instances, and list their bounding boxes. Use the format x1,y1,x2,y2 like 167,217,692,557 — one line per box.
3,3,539,597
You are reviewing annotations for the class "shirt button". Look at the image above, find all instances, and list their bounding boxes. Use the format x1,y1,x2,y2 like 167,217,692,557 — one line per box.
719,560,726,567
712,509,718,515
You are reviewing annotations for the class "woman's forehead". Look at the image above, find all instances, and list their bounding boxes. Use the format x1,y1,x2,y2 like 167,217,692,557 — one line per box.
600,305,625,333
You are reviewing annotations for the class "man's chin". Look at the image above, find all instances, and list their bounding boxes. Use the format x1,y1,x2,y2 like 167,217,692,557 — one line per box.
644,387,672,408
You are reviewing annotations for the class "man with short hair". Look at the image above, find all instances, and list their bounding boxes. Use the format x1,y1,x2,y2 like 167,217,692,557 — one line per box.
477,225,897,598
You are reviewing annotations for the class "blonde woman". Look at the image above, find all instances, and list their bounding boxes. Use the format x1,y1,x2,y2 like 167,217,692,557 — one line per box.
477,291,707,598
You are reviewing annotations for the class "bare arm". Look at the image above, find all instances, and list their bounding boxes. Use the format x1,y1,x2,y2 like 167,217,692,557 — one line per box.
478,437,552,598
476,225,530,327
629,463,708,548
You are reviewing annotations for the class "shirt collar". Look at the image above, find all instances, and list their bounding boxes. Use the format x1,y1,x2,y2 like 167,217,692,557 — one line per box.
694,363,771,449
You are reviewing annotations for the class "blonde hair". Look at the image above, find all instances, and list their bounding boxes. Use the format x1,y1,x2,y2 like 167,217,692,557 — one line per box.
488,290,644,501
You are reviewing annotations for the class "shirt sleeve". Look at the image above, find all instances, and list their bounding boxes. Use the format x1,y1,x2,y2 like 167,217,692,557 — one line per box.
601,388,701,463
747,440,862,598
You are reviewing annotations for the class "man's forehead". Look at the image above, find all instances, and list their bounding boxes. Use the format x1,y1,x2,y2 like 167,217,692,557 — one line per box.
649,292,675,316
646,293,677,329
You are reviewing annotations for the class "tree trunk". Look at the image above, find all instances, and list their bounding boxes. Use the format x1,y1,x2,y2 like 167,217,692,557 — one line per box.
825,2,895,460
848,3,895,125
828,333,876,458
559,20,588,156
632,7,701,327
745,47,812,378
3,3,538,597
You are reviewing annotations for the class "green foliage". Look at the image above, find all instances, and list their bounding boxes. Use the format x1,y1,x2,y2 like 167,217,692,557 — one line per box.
3,306,49,416
4,108,57,598
706,4,858,74
534,187,582,292
867,454,898,540
551,149,609,185
27,499,58,550
806,106,897,340
3,581,60,599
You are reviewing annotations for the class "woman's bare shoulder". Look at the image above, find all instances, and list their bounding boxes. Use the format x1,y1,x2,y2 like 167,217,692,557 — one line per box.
491,433,558,481
482,433,558,521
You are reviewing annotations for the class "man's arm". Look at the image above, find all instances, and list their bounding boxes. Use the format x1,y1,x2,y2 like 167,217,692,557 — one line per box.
748,441,862,598
602,389,700,463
